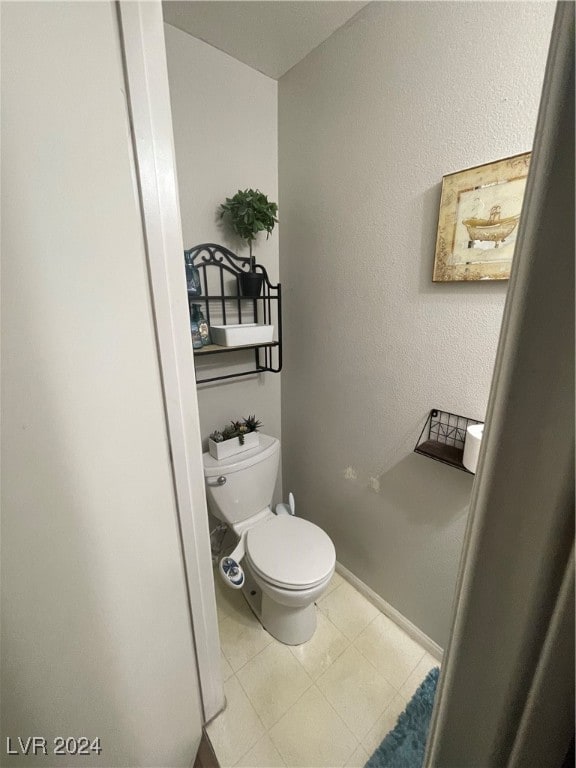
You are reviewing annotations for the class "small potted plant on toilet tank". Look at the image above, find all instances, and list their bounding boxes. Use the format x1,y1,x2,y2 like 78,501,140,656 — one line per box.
209,415,262,460
219,189,278,298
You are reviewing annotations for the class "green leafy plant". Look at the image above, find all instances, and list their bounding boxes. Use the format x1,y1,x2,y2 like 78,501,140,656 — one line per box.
209,415,263,445
219,189,278,272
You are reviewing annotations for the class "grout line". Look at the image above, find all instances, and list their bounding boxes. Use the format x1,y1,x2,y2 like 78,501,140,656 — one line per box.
313,684,362,766
350,631,427,695
316,578,347,608
205,687,259,768
359,694,407,756
234,643,315,731
312,649,394,744
362,689,413,753
350,642,402,694
228,632,276,676
222,672,268,767
315,601,358,640
287,616,351,673
400,650,428,685
267,683,361,768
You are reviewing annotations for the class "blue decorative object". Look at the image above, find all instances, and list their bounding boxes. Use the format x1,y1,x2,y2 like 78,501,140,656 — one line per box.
190,305,203,349
184,251,202,296
365,667,440,768
190,303,211,347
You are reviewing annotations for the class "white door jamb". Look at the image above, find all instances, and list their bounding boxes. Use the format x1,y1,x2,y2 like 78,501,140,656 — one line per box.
116,0,224,723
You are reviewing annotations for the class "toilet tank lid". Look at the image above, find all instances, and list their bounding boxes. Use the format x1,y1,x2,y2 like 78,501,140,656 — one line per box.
203,434,279,476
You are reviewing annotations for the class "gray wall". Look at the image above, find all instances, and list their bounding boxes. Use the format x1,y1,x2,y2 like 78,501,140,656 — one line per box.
165,24,282,502
1,4,202,764
278,1,554,647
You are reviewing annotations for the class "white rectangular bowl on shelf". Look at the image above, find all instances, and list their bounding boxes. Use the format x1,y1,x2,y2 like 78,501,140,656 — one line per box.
210,323,274,347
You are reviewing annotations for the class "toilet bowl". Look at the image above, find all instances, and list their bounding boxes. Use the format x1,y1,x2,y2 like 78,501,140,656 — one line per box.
203,435,336,645
244,514,335,644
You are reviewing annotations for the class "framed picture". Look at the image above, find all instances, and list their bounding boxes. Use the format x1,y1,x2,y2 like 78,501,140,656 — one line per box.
433,152,531,282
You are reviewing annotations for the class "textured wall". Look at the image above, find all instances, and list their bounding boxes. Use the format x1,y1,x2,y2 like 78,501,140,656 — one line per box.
165,23,282,500
279,1,554,647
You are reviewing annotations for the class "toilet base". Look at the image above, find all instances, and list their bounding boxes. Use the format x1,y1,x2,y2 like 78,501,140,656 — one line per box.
261,593,317,645
242,568,263,618
240,575,317,646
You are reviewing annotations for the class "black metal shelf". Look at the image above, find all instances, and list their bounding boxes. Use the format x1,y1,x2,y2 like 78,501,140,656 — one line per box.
190,294,280,301
414,408,481,473
195,341,279,356
184,243,282,385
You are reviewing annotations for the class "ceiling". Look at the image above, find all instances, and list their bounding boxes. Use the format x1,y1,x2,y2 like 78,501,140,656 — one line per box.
162,1,371,80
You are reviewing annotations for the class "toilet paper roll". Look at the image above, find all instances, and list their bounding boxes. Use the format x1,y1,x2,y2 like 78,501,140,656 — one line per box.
463,424,484,473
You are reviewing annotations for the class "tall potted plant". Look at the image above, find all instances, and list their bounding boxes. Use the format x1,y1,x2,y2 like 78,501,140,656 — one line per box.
219,189,278,297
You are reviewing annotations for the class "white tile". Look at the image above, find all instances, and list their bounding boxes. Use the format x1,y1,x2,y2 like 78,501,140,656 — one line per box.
399,652,439,702
269,686,358,768
207,676,265,768
235,734,285,768
362,693,408,756
219,613,273,672
323,570,345,596
344,743,370,768
289,611,350,679
354,613,426,689
214,573,254,625
221,652,234,682
237,642,314,728
316,645,396,740
317,581,379,641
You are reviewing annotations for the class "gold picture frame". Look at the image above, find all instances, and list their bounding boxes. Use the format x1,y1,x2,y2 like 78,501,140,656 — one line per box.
433,152,531,282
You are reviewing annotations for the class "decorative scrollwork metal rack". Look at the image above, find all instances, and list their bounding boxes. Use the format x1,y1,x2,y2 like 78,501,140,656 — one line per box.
184,243,282,385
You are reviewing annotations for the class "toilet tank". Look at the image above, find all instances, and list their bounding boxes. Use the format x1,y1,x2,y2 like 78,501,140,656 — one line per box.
203,435,280,525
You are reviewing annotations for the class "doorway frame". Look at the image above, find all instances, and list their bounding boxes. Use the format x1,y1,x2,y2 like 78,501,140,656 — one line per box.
116,1,224,723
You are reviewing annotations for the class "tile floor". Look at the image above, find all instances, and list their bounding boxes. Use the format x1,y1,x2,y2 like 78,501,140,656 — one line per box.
208,570,440,768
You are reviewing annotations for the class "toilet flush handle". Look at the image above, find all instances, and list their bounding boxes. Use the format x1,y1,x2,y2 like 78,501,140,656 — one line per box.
217,475,227,485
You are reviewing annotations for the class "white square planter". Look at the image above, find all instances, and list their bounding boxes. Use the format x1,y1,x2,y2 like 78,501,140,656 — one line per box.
208,431,260,460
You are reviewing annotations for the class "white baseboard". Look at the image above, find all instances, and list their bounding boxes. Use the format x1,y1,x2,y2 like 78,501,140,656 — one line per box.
335,561,444,661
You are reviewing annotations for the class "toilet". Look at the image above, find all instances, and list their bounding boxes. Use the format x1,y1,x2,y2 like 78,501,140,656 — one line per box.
203,435,335,645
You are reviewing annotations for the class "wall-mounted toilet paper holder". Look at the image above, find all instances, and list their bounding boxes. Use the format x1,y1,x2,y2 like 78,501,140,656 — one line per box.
414,408,484,473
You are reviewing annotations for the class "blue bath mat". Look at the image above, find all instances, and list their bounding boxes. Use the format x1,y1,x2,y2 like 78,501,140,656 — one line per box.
365,667,440,768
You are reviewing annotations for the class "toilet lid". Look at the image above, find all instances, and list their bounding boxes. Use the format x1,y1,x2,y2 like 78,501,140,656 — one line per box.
246,516,335,589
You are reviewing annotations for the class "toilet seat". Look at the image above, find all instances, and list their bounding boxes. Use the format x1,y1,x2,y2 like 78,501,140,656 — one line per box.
246,516,335,590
